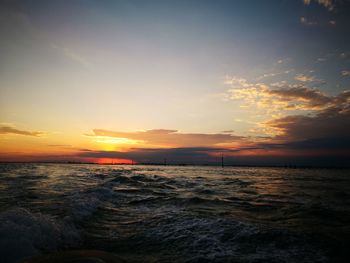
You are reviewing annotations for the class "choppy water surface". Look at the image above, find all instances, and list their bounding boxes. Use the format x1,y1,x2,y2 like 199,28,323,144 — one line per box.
0,164,349,262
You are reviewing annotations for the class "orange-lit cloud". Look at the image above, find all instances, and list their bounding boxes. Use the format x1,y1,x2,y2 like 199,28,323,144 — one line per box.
294,74,315,82
267,86,332,108
86,129,244,148
221,75,350,165
225,76,348,113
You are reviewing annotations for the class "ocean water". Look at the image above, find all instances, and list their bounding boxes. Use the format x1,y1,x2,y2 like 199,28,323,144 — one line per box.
0,164,349,263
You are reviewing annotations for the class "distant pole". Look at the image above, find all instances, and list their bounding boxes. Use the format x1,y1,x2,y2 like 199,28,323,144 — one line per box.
221,153,224,168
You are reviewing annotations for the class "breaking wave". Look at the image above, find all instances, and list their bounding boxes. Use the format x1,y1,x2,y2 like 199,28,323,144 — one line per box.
0,208,80,263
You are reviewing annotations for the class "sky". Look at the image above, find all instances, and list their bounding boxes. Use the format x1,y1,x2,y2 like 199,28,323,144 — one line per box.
0,0,349,166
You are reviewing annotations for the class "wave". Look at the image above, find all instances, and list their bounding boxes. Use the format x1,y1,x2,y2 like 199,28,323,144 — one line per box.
132,216,327,262
0,176,119,262
0,208,80,263
68,185,115,221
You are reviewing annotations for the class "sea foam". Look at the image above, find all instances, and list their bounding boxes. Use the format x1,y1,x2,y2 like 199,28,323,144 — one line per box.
0,208,80,263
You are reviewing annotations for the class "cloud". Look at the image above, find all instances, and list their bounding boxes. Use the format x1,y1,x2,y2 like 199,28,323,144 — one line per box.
266,112,348,141
82,86,349,164
86,129,244,148
75,138,349,166
225,76,337,112
253,137,350,152
265,92,350,141
221,130,235,133
317,57,327,62
340,52,350,59
0,124,44,137
300,17,317,26
77,147,224,164
294,74,315,82
257,71,292,80
4,146,346,166
225,76,350,152
303,0,335,11
341,70,350,76
51,44,92,68
267,86,332,108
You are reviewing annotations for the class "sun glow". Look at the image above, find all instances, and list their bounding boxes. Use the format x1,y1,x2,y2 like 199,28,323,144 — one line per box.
95,158,133,164
91,136,143,151
94,136,141,145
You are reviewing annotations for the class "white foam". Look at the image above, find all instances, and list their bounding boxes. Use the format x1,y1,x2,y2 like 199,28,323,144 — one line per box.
69,186,114,221
0,208,80,263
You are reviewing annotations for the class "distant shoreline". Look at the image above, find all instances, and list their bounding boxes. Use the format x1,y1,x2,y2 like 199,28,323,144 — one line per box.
0,161,348,169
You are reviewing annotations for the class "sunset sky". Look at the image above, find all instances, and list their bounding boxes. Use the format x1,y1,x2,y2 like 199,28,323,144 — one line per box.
1,0,349,165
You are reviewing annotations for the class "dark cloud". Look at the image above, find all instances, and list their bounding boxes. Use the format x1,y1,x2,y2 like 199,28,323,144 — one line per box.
0,125,44,137
257,87,350,165
76,143,349,166
82,91,349,166
221,130,235,133
266,104,350,141
264,86,350,111
255,137,350,152
267,86,332,108
78,147,221,164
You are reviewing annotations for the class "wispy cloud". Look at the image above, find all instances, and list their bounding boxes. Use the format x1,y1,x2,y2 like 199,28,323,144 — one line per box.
294,74,315,82
340,52,350,59
225,76,348,113
300,17,317,26
51,44,92,68
0,124,44,137
316,57,327,62
303,0,335,11
256,69,294,80
341,70,350,77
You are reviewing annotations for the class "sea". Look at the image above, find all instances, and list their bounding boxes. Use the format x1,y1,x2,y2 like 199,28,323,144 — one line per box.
0,163,349,263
